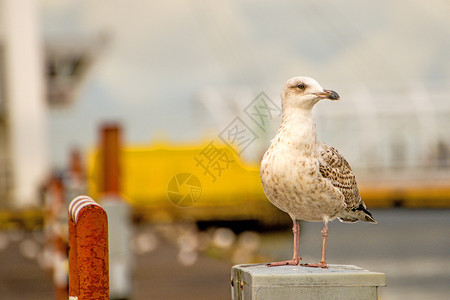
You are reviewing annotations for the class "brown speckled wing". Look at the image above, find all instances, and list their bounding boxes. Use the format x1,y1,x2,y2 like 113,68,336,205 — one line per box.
317,142,362,209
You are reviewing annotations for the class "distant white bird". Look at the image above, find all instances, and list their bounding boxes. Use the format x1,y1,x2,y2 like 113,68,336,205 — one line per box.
260,76,376,268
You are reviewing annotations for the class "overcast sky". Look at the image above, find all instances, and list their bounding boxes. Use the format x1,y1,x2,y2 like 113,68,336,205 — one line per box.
41,0,450,167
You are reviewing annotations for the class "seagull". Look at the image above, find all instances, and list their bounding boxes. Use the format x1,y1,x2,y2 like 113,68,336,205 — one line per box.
260,76,376,268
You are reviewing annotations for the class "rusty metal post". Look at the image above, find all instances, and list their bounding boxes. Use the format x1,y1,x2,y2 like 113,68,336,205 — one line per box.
100,124,121,197
44,175,69,300
68,195,109,300
65,148,87,201
43,175,68,300
52,176,68,300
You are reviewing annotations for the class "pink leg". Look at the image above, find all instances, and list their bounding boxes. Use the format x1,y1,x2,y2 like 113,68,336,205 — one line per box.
267,219,301,266
301,221,328,268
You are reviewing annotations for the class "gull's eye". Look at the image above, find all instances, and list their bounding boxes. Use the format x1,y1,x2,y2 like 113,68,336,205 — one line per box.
297,83,306,90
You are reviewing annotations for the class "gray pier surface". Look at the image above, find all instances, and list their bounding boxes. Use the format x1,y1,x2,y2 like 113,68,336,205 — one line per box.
232,264,386,300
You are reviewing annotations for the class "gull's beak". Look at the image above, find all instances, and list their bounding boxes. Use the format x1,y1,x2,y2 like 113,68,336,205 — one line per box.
315,89,340,101
324,89,340,100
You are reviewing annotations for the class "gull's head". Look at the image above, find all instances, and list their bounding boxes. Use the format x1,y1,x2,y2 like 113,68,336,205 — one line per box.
281,76,340,111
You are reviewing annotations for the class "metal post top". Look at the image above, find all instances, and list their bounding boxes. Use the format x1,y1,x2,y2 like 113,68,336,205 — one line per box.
68,195,102,223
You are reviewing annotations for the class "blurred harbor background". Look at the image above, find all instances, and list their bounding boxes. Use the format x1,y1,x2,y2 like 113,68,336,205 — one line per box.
0,0,449,299
0,209,448,299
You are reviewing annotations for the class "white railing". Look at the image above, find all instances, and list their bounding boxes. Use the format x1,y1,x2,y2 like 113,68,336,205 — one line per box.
195,85,450,181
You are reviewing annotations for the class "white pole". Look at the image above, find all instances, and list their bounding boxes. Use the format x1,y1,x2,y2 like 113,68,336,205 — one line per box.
2,0,48,207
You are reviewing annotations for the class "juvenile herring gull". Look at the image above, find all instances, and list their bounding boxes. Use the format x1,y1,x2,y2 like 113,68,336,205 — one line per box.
260,76,377,268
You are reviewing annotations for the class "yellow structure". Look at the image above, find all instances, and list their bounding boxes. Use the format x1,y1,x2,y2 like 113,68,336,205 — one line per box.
88,141,450,223
88,141,286,223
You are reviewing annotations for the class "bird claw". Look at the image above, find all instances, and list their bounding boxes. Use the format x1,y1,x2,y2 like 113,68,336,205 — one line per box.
300,262,328,268
266,257,301,267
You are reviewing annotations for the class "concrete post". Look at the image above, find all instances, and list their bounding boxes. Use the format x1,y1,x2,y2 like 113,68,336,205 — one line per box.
231,264,385,300
99,124,133,299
